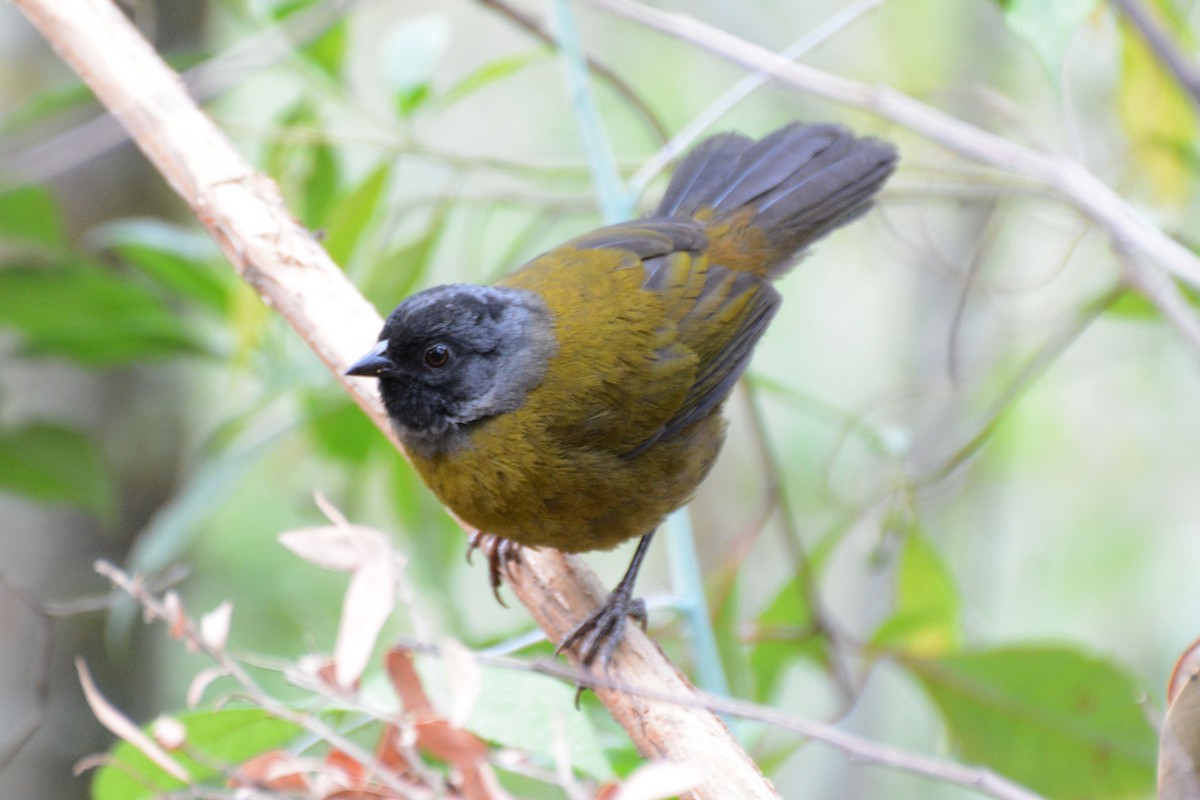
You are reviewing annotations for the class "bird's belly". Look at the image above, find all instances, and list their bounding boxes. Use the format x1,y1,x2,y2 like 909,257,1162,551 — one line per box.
408,413,726,553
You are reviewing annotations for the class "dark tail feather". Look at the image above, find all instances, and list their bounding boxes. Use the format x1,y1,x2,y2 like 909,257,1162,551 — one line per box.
655,123,897,276
655,132,754,217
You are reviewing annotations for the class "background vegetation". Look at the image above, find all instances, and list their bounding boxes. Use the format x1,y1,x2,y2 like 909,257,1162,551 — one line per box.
1,0,1198,797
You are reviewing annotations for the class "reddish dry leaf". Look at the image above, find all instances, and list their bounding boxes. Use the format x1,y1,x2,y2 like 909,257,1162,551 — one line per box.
326,749,366,783
309,658,358,693
162,590,186,639
595,784,620,800
229,749,312,791
374,724,412,773
1168,635,1200,704
1160,637,1200,800
460,761,511,800
386,648,434,718
415,719,488,768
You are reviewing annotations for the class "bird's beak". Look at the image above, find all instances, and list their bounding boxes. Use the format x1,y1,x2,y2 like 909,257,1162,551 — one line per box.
345,340,395,378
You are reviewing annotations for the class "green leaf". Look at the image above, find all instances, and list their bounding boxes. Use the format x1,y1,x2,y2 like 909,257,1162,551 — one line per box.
711,572,752,700
417,660,611,779
1118,13,1197,205
438,49,550,109
304,391,381,464
0,185,64,248
1106,287,1160,319
387,456,462,600
0,423,115,523
872,531,961,657
382,15,449,117
907,645,1157,798
303,142,340,229
90,708,301,800
302,20,348,80
396,83,432,118
361,213,444,305
0,80,95,136
748,571,827,703
264,101,341,229
88,218,234,314
0,265,209,365
322,162,392,266
1001,0,1098,74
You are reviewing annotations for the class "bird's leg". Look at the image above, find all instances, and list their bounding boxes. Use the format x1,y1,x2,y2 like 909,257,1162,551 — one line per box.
556,531,654,670
466,532,523,606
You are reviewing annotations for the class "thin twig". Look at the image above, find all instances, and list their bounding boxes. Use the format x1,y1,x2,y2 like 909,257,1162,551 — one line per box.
921,286,1125,486
739,384,859,701
1110,0,1200,110
475,0,670,144
628,0,886,196
0,576,53,770
586,0,1200,358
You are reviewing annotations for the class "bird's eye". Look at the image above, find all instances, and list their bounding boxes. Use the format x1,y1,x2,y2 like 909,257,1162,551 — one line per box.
423,344,451,368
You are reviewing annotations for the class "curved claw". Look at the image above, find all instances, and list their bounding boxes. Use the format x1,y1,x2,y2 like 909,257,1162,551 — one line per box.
556,589,647,672
466,533,523,607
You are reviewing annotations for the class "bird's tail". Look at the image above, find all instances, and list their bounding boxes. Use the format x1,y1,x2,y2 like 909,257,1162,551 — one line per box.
655,123,897,278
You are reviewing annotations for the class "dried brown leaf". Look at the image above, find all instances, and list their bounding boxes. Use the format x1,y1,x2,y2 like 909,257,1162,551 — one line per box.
280,524,390,572
335,552,396,688
374,723,413,773
1160,638,1200,800
75,658,189,783
229,749,315,791
386,647,434,718
415,719,488,768
162,590,186,639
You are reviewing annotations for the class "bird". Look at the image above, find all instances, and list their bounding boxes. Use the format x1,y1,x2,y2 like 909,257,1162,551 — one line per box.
346,122,897,669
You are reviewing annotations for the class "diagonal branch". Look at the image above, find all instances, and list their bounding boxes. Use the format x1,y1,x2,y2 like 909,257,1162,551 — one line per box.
11,0,777,797
1110,0,1200,111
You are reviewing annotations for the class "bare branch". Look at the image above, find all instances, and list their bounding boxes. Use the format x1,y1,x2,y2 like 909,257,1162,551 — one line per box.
1110,0,1200,111
475,0,670,144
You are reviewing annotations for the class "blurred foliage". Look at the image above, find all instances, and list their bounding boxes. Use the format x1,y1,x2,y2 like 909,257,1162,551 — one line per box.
3,0,1200,797
90,709,302,800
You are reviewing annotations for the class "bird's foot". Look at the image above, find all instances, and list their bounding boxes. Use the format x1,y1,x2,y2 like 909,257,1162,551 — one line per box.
556,583,647,671
466,532,522,606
